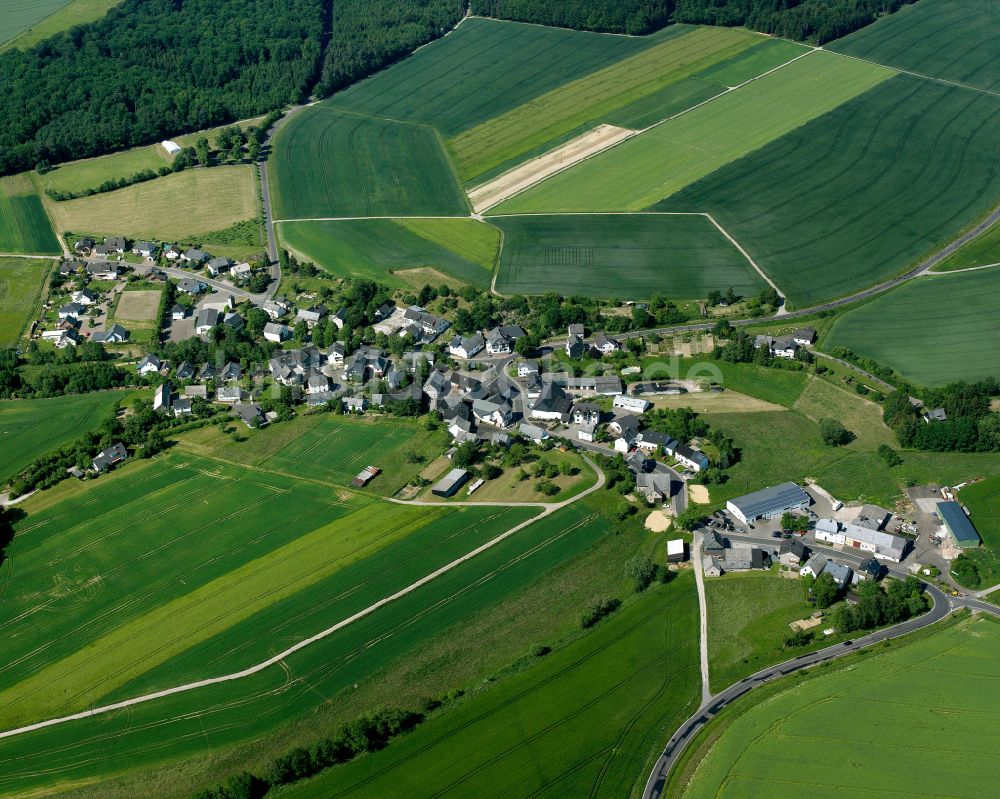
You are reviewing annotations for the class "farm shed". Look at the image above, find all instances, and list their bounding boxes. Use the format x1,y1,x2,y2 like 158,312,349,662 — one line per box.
727,482,811,525
432,468,470,498
937,501,981,548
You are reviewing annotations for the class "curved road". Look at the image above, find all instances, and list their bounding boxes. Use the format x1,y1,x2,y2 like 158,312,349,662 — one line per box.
641,559,996,798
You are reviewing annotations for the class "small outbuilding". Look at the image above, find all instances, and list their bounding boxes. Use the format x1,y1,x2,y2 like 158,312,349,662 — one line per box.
432,468,469,498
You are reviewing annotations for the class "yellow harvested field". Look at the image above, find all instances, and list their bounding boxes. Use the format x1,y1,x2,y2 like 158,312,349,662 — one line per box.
645,510,673,532
45,166,257,240
468,124,636,212
689,485,710,504
115,290,161,323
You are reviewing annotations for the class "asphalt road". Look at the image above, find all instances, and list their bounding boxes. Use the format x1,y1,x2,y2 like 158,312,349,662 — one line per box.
642,579,957,799
160,267,267,304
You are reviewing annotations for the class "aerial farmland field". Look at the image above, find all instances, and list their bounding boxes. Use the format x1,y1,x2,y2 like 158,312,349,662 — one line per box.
658,75,1000,306
278,218,498,288
0,390,122,483
0,0,120,50
270,109,468,220
0,499,613,798
494,51,894,214
277,576,700,799
44,165,257,240
673,615,1000,798
829,0,1000,92
490,213,767,300
0,0,72,45
825,268,1000,386
0,176,61,255
0,257,50,344
935,221,1000,271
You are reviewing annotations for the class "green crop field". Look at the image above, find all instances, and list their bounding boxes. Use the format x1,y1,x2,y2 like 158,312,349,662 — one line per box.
449,26,762,182
0,390,122,484
0,257,50,344
278,218,497,288
494,52,894,214
0,176,60,255
935,221,1000,271
45,165,257,240
830,0,1000,92
0,499,618,798
491,213,766,300
675,615,1000,798
270,110,468,220
826,268,1000,386
326,17,659,138
658,75,1000,306
0,0,71,45
277,574,699,799
0,0,119,50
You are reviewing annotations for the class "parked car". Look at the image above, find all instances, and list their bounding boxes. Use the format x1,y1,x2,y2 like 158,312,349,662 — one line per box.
771,531,782,539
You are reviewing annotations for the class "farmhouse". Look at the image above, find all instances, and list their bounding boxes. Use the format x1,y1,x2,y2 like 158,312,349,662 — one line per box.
727,482,811,525
793,327,817,345
754,335,800,359
937,500,981,548
530,383,572,421
92,442,127,472
838,521,908,561
432,468,470,498
674,443,709,473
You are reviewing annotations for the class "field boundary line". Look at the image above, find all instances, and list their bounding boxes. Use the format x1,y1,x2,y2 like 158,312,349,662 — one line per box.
823,48,1000,100
479,46,820,214
273,215,470,223
702,213,786,306
0,459,604,742
926,261,1000,275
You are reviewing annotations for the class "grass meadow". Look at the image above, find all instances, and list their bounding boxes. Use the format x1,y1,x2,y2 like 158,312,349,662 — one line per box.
495,52,893,214
825,269,1000,386
449,26,760,182
830,0,1000,92
279,218,497,288
0,390,122,484
325,17,658,138
491,213,766,299
0,176,61,255
675,614,1000,798
0,0,119,50
934,221,1000,271
0,257,50,344
270,110,468,220
659,75,1000,306
960,476,1000,551
0,499,619,798
45,166,257,240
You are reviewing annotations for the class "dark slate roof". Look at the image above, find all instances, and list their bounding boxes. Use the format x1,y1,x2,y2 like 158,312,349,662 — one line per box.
937,501,980,545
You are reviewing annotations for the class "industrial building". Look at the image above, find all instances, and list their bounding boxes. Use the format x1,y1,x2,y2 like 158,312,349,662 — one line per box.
726,482,811,525
937,501,981,548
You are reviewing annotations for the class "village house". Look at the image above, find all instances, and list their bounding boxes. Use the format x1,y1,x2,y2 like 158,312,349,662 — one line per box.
133,241,157,258
592,332,620,356
91,324,129,344
86,261,121,280
571,402,601,427
181,248,208,265
92,442,127,472
517,359,539,378
136,354,162,376
262,299,290,320
449,333,485,359
206,256,231,277
195,307,220,335
264,322,293,343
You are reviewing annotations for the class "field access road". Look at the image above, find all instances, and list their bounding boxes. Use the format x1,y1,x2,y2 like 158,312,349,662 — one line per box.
0,458,605,744
159,267,268,304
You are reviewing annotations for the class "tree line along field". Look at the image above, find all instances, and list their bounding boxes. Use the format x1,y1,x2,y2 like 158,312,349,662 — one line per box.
0,390,122,484
673,615,1000,798
490,213,766,300
269,110,468,220
277,576,700,799
0,498,611,797
0,258,50,345
494,51,894,215
0,176,60,255
829,0,1000,93
44,165,257,240
278,218,498,288
657,75,1000,307
825,268,1000,386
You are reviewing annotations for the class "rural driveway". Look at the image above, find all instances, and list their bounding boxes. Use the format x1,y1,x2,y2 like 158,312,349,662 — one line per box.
0,458,605,743
160,267,266,304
